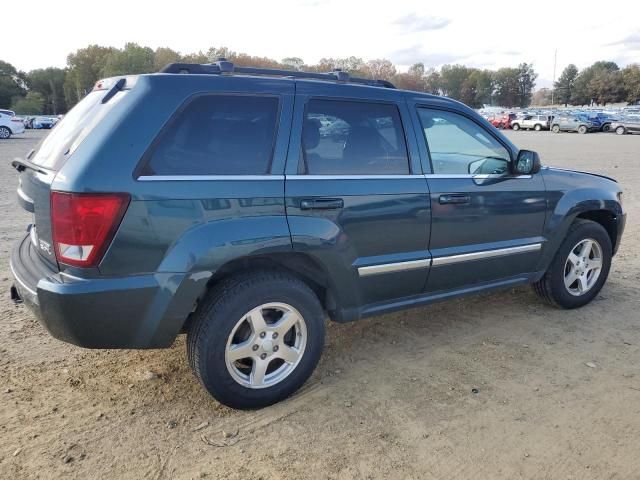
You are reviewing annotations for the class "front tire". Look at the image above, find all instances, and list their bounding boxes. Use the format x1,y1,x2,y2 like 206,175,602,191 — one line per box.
616,126,625,135
512,123,520,131
187,271,325,409
533,219,612,309
0,126,11,139
552,124,561,133
578,125,588,134
534,124,542,131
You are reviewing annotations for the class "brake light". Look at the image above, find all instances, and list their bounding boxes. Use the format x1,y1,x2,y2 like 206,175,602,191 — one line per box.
51,192,130,267
11,118,23,123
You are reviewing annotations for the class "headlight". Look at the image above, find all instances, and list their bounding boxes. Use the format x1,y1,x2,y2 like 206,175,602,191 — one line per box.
617,192,623,206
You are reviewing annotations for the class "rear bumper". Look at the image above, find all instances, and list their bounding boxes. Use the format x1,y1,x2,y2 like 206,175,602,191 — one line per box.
10,234,204,349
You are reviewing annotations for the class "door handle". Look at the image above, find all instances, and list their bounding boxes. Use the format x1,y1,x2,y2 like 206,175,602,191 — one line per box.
439,194,471,205
300,198,344,210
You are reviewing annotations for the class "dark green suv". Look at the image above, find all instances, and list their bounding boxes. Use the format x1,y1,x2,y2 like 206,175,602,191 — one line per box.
10,61,625,409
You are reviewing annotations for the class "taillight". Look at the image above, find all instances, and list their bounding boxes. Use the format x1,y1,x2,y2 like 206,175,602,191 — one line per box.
11,118,23,123
51,192,130,267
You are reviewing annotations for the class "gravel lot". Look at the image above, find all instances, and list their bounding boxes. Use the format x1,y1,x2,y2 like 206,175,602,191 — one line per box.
1,129,639,480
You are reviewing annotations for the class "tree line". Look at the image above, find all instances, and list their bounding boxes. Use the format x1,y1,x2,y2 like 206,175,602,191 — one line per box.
544,61,640,107
1,42,637,115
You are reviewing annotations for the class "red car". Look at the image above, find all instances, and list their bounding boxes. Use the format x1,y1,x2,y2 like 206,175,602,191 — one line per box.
489,113,517,129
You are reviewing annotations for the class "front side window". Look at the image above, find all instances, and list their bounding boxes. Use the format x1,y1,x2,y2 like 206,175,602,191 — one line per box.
140,95,279,176
301,99,409,175
417,108,511,175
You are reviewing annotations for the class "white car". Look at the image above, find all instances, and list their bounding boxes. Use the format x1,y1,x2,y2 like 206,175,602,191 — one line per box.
0,110,26,139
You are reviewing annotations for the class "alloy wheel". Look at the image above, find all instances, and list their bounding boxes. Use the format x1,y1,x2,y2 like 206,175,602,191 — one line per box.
563,238,603,296
225,302,307,389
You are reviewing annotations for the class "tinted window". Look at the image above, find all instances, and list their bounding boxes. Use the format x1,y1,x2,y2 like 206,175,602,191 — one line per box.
417,108,510,174
141,95,279,176
301,99,409,175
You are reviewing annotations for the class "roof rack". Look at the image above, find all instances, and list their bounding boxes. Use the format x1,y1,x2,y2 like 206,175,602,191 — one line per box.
159,59,396,89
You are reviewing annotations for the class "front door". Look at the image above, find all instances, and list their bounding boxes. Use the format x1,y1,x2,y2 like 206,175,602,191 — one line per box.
410,105,547,293
285,83,431,314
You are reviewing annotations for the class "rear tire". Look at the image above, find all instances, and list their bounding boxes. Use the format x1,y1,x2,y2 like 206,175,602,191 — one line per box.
578,125,588,134
0,126,11,139
552,124,560,133
602,124,611,132
533,219,612,309
187,271,325,409
512,123,520,131
616,126,625,135
534,124,542,131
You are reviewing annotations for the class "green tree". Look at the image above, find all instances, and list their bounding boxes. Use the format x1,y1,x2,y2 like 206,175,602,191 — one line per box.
154,47,181,71
64,45,115,107
554,64,579,106
440,64,473,100
423,68,441,95
516,63,537,107
571,61,620,106
621,64,640,104
101,43,155,77
27,67,67,114
0,60,27,109
393,63,427,91
11,91,45,114
180,51,209,63
493,67,520,107
589,69,625,105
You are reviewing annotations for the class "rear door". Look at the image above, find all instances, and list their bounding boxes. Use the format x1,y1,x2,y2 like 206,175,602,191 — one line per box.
408,102,547,293
285,84,431,311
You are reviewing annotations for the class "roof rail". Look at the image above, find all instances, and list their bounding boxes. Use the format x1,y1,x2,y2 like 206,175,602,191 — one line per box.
159,59,396,89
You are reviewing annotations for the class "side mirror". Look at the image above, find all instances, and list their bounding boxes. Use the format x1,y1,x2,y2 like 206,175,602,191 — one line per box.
515,150,541,175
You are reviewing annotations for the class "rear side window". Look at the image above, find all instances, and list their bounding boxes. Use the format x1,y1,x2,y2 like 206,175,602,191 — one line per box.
140,95,279,176
301,99,409,175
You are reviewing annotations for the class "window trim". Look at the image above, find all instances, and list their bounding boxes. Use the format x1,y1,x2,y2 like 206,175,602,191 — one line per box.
134,92,282,179
297,97,413,176
415,105,515,175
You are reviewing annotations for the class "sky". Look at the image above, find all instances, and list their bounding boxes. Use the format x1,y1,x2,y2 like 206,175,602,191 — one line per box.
5,0,640,88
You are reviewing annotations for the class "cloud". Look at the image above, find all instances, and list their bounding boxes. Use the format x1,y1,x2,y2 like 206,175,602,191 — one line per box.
392,14,451,32
606,33,640,48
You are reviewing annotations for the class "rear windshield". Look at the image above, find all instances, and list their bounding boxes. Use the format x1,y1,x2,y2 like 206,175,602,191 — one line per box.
31,89,127,170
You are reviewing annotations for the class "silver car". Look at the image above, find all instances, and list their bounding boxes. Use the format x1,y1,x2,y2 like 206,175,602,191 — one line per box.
511,114,550,131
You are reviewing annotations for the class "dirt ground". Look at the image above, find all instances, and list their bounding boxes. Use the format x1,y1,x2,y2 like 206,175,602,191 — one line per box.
0,129,638,480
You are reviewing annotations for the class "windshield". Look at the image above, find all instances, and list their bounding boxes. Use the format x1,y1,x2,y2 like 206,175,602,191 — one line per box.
30,89,126,170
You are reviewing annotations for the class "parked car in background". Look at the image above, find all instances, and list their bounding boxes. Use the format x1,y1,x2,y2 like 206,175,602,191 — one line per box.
511,114,550,131
610,117,640,135
551,115,595,134
33,116,54,129
0,111,25,139
10,62,626,409
489,113,517,129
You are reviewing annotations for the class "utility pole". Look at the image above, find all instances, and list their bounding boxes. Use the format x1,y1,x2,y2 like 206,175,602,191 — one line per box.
551,49,557,106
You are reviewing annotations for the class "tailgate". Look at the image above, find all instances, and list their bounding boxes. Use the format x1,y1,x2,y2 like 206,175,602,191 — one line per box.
13,79,132,271
17,167,58,270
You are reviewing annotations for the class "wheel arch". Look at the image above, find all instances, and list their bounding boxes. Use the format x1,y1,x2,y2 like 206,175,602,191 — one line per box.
183,252,343,333
576,210,619,253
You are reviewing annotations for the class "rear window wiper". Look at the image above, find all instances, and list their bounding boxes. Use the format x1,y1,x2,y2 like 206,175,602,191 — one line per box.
101,78,126,104
11,158,48,175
